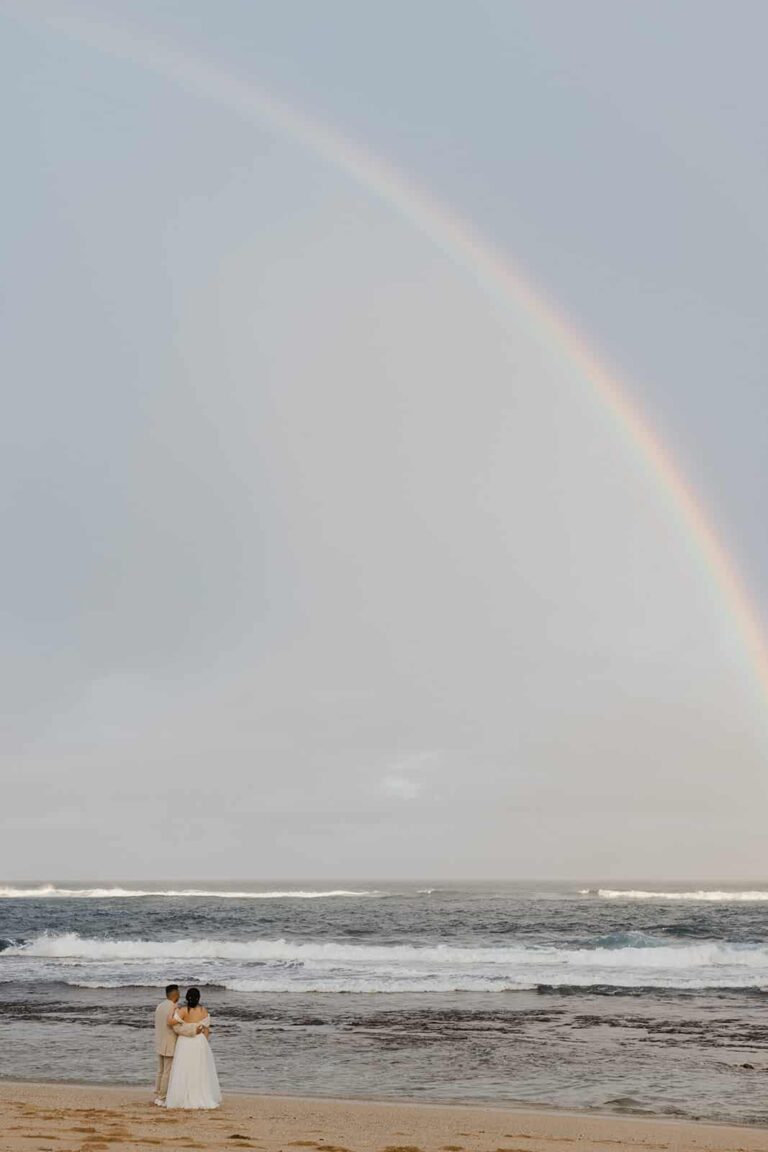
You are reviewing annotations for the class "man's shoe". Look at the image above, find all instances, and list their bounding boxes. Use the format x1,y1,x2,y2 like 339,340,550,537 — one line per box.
154,1098,165,1107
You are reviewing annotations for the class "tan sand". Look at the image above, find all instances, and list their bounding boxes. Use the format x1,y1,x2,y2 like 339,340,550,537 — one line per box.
2,1081,768,1152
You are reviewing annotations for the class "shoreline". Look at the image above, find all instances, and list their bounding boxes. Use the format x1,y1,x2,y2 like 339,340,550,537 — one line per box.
0,1074,762,1129
4,1081,768,1152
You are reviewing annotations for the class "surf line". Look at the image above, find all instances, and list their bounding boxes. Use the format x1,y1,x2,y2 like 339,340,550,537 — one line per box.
14,7,768,710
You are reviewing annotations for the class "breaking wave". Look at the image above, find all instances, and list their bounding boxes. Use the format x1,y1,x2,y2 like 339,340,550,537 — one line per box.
582,888,768,902
4,932,768,992
8,932,768,967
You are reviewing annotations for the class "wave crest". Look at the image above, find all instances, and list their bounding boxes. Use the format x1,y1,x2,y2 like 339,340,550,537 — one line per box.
7,932,763,967
587,889,768,902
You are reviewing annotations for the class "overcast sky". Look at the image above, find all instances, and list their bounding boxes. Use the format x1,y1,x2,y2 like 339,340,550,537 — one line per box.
2,0,767,881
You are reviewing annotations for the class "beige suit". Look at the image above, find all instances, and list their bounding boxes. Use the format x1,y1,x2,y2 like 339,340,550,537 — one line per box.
154,999,198,1100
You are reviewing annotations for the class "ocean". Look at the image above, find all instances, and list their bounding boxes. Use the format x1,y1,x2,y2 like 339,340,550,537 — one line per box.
2,881,768,1124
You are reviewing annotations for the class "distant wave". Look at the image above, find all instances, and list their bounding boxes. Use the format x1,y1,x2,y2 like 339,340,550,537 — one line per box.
0,885,383,900
582,888,768,903
5,932,768,992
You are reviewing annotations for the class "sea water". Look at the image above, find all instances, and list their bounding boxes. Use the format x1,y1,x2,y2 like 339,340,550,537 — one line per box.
2,880,768,1123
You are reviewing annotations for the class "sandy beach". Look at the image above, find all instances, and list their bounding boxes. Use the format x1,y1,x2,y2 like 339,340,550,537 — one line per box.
3,1082,768,1152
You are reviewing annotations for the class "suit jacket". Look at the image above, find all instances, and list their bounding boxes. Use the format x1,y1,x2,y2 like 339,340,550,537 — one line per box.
154,1000,198,1055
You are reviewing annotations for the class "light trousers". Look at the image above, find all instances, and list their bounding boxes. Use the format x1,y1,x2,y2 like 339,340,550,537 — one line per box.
155,1054,173,1099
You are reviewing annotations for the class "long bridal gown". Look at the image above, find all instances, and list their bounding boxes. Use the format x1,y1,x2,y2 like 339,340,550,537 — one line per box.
165,1011,222,1110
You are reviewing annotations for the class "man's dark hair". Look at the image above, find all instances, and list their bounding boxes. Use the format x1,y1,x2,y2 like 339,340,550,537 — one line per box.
165,983,179,996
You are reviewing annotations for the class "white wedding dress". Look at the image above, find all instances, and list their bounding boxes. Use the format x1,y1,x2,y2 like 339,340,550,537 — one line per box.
165,1010,222,1110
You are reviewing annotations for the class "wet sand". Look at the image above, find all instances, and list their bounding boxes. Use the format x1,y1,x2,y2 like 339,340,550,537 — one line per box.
3,1082,768,1152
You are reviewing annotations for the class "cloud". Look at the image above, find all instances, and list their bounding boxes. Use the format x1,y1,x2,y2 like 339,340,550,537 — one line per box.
379,752,439,801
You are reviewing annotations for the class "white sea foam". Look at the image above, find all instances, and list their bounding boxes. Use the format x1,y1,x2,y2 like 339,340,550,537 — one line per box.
5,932,768,992
590,889,768,902
6,933,525,962
65,975,540,993
8,933,767,968
0,885,383,900
220,977,538,993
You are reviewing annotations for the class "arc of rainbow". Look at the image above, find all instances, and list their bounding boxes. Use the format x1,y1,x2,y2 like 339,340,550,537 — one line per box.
9,5,768,709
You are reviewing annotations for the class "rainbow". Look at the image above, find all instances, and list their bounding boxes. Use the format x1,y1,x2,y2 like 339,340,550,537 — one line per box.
9,6,768,708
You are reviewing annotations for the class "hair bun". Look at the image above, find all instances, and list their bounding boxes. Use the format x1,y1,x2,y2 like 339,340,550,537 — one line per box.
185,986,201,1009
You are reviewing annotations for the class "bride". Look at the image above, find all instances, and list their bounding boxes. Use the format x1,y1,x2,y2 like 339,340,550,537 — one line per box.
165,987,222,1110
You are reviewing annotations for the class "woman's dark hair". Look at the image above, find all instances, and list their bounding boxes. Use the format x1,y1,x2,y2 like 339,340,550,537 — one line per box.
185,986,201,1009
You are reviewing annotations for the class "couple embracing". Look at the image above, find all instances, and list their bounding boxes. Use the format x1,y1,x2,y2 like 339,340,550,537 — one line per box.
154,983,222,1109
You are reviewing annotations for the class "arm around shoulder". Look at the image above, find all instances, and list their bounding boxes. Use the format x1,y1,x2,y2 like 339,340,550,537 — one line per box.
174,1021,200,1037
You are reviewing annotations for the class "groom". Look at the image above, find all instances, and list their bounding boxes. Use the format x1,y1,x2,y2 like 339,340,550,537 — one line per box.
153,983,202,1105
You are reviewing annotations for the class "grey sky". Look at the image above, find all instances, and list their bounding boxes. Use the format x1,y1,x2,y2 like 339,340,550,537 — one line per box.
2,1,767,880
